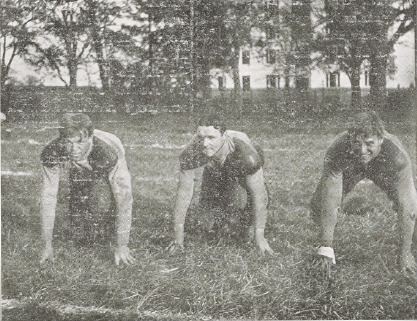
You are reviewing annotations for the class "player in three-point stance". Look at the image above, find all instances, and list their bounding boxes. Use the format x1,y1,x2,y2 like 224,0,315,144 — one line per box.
40,113,135,266
311,111,417,273
171,114,274,255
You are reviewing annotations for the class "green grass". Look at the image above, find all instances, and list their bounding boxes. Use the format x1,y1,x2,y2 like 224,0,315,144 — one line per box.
2,112,417,320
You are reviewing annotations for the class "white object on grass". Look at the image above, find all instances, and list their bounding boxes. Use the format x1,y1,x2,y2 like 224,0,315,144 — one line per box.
317,246,336,264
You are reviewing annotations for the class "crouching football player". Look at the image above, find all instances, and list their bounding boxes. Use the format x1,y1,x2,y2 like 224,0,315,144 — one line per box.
40,113,135,266
171,115,274,255
311,111,417,273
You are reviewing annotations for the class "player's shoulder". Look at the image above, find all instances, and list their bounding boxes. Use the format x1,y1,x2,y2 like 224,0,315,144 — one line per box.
93,129,122,145
325,131,351,159
225,130,251,142
228,133,264,175
380,133,410,170
40,137,69,167
179,134,208,170
327,131,350,151
93,129,125,155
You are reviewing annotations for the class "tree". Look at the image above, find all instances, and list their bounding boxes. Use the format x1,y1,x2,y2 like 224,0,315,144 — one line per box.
83,0,136,91
25,0,91,89
290,0,313,90
314,0,415,108
366,0,415,108
313,0,373,108
0,0,43,90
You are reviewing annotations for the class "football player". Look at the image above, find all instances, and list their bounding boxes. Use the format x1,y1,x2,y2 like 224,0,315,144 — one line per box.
40,113,135,266
171,114,274,255
311,111,417,273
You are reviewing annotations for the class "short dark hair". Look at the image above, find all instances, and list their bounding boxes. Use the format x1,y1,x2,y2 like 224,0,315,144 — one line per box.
197,114,226,134
347,111,385,138
59,113,94,138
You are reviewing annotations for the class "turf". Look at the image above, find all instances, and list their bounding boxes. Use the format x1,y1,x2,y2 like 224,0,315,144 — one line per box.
2,112,417,320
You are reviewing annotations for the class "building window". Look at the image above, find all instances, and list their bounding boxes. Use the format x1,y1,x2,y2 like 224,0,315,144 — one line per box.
242,50,250,65
266,25,276,40
264,0,279,16
364,70,368,86
242,76,250,91
267,75,280,88
327,71,340,87
266,49,276,64
285,76,290,88
218,76,225,90
264,0,279,9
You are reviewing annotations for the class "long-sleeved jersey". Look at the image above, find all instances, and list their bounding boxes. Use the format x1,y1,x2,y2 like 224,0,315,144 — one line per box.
40,129,133,244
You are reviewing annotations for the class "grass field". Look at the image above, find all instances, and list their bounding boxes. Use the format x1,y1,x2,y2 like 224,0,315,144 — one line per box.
2,112,417,320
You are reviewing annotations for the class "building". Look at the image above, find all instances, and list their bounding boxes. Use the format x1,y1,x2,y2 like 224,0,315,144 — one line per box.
210,0,414,92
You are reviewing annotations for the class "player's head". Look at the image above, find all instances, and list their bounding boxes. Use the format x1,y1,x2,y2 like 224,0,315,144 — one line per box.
196,114,226,157
59,113,94,138
348,111,385,164
59,113,94,161
197,114,226,134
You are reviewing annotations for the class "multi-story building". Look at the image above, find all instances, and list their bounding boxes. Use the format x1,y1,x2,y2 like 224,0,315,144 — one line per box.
210,0,413,92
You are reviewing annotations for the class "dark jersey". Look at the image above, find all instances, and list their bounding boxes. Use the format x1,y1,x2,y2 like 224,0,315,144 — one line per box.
324,132,410,191
41,131,119,177
179,130,264,178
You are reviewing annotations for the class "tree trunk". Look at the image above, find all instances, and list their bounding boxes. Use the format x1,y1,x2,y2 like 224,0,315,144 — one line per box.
350,64,361,109
200,60,211,100
231,43,242,114
86,1,110,91
94,41,109,91
68,60,78,89
369,52,387,110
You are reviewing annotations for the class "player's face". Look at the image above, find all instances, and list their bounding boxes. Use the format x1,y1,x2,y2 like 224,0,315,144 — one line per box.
197,126,225,157
65,130,91,162
351,134,383,164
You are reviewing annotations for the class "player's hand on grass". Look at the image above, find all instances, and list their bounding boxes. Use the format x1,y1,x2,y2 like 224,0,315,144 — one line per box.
168,223,185,254
311,255,334,279
114,245,135,266
255,228,274,255
399,252,416,275
40,245,54,264
311,246,336,279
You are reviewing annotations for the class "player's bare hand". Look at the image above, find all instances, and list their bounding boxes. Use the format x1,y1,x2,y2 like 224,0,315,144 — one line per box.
167,241,184,254
400,252,416,275
255,236,274,256
255,228,274,255
114,245,135,266
40,246,54,264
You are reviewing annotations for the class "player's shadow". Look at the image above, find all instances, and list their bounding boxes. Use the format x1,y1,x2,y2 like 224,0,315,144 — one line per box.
54,178,116,248
184,206,254,249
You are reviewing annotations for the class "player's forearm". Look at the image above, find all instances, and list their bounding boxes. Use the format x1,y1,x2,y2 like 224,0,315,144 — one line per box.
173,194,193,226
40,166,59,247
115,191,133,247
41,210,55,247
253,193,268,230
173,174,194,226
398,202,416,255
318,174,342,246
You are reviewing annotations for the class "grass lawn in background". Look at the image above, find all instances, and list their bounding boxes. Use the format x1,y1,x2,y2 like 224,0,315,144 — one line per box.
2,113,416,320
